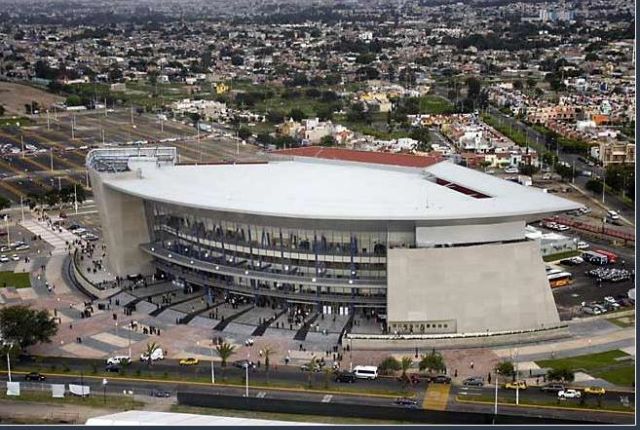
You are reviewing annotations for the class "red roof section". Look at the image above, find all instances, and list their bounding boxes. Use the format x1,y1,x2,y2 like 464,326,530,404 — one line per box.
274,147,442,168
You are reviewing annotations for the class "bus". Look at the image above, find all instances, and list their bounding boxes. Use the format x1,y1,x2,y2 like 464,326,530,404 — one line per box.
582,251,609,265
594,249,618,264
548,271,573,288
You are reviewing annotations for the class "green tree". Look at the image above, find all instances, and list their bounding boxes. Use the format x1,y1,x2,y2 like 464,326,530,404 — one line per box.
305,356,319,387
216,342,235,380
288,108,305,122
400,355,413,380
418,350,446,374
554,163,574,181
0,196,10,211
320,135,336,147
238,127,252,140
518,164,539,176
586,179,604,194
546,367,575,383
143,341,159,367
495,361,516,380
0,305,58,351
513,80,524,91
409,127,431,150
378,356,401,375
263,345,275,384
266,111,285,124
65,95,82,107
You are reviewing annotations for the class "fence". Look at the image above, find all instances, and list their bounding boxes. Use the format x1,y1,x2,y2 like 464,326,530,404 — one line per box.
545,216,635,242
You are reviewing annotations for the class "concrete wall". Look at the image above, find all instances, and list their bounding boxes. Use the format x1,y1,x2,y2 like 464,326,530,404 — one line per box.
90,170,153,277
416,220,525,246
344,326,570,350
386,241,560,334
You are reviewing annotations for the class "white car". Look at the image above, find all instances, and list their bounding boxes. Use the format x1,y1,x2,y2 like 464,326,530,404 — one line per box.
568,256,584,264
604,296,617,305
11,254,19,261
577,241,589,250
606,210,620,220
504,166,518,174
558,389,581,399
0,255,9,263
106,355,131,365
556,224,570,231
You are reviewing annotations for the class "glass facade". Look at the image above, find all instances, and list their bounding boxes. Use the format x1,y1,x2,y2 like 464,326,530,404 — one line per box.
143,202,406,306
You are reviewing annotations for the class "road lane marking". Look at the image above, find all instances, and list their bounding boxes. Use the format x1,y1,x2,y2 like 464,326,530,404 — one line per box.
256,391,266,398
322,395,332,403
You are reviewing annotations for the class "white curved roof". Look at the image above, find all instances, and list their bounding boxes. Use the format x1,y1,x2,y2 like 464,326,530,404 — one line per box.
101,158,580,221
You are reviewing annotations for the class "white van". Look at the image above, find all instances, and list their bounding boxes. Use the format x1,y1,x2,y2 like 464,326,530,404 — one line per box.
353,365,378,380
106,355,131,365
140,347,164,362
606,210,620,220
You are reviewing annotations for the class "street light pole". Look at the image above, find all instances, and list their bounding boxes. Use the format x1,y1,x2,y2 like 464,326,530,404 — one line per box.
6,347,12,382
210,343,215,384
245,354,249,397
494,371,499,418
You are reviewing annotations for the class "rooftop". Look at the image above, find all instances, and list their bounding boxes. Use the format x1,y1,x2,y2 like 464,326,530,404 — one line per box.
100,155,580,222
274,146,442,168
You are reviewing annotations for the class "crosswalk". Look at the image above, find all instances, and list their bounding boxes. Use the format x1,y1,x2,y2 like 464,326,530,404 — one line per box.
256,391,267,398
321,394,333,403
422,383,451,410
19,219,80,255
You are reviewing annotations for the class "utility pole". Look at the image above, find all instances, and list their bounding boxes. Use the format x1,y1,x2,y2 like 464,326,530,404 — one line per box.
71,115,75,140
46,110,50,130
50,148,54,171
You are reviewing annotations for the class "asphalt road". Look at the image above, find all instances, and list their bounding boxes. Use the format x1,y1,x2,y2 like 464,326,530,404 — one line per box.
485,106,634,223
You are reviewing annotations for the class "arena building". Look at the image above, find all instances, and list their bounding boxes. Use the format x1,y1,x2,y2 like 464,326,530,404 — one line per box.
88,147,580,338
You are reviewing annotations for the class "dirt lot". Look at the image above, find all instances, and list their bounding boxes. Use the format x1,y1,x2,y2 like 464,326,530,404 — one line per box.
0,82,64,116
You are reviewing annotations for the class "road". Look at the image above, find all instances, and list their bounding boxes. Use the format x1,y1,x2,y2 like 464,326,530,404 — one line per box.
2,370,633,424
484,106,634,224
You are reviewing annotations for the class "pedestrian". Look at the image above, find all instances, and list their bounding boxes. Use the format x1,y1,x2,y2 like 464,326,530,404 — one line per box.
470,361,474,369
488,373,492,385
454,369,458,378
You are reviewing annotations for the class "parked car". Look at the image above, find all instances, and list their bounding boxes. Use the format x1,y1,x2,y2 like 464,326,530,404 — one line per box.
233,360,256,369
505,380,527,390
558,389,581,399
334,371,356,383
179,357,200,366
584,386,606,395
540,383,565,393
301,362,323,372
606,210,620,220
106,355,130,366
462,377,484,386
430,375,452,384
105,363,120,373
24,372,46,382
577,241,590,250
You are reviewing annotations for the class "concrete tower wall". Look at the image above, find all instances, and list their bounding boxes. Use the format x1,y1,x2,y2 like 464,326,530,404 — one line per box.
386,241,560,334
90,170,153,276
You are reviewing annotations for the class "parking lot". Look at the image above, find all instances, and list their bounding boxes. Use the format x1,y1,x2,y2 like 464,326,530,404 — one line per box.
0,109,263,202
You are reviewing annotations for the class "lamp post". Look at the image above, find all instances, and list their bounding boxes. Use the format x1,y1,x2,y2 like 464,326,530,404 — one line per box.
494,370,499,420
210,342,215,384
245,353,250,397
102,378,108,404
2,341,13,382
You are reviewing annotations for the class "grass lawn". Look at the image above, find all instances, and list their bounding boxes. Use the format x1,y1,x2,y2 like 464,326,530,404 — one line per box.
0,389,143,410
607,316,635,328
419,95,454,115
459,394,634,413
171,405,412,424
0,271,31,289
536,350,635,387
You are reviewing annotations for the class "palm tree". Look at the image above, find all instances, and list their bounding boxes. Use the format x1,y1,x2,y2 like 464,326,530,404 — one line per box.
262,345,275,384
143,341,159,367
400,356,413,379
216,342,235,380
305,356,319,388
